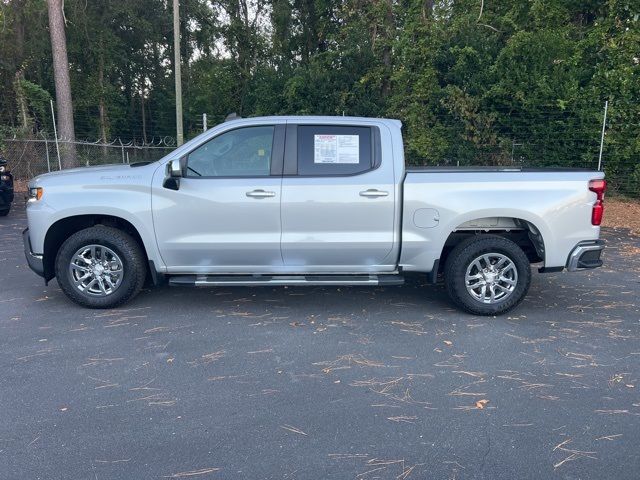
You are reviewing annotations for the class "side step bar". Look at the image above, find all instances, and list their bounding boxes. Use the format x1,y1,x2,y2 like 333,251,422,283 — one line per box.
168,274,404,287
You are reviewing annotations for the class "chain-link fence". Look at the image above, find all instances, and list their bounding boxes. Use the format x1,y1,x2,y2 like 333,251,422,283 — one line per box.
1,103,638,197
1,136,175,181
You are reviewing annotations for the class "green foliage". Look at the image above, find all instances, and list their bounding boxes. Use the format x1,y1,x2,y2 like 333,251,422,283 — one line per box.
16,78,51,129
0,0,638,193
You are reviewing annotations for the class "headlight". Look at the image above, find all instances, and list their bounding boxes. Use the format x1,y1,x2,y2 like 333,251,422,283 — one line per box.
0,165,5,172
0,175,9,181
28,187,43,201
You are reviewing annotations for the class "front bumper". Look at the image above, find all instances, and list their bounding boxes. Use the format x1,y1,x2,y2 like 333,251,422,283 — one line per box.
566,240,605,272
23,228,45,278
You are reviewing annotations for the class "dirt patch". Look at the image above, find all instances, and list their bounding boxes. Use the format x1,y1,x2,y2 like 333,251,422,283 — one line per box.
13,178,28,193
604,198,640,236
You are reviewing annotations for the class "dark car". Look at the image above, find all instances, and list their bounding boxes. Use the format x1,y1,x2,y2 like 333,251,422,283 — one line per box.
0,156,14,216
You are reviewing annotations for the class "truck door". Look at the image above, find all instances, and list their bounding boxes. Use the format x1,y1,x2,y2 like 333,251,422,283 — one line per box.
280,123,397,272
152,123,285,274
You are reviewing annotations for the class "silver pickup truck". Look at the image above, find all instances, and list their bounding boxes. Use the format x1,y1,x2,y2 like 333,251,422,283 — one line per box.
23,116,606,315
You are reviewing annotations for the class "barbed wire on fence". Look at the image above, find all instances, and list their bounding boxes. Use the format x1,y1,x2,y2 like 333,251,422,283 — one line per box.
1,137,176,180
2,129,177,148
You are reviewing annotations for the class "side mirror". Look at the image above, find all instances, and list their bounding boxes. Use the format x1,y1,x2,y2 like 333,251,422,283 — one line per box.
169,155,187,177
164,155,187,190
163,177,180,191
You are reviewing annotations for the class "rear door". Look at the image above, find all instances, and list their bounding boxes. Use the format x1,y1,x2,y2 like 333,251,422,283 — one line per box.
280,123,397,272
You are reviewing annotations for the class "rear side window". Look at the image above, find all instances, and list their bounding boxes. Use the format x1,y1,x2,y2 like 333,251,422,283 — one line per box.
297,126,373,176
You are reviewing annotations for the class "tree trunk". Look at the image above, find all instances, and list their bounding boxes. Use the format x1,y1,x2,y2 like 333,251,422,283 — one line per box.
46,0,76,167
98,54,109,156
141,87,147,145
9,0,27,131
422,0,434,22
300,0,318,61
14,70,31,132
271,0,293,69
381,0,394,98
14,2,25,58
173,0,184,146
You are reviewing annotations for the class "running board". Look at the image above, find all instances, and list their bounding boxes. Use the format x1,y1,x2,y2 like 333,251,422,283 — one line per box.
168,274,404,287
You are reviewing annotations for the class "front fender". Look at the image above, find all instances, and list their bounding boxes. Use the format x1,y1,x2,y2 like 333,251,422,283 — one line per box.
26,166,165,271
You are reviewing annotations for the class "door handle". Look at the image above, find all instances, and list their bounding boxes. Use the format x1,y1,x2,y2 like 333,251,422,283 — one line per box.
359,189,389,198
246,189,276,198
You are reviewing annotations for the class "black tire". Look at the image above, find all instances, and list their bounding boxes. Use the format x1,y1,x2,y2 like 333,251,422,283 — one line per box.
55,225,146,308
0,205,10,216
444,235,531,316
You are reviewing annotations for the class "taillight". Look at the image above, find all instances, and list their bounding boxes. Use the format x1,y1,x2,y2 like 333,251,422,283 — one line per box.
589,179,606,226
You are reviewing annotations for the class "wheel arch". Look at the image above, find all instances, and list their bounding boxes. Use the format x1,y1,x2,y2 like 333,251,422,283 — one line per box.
438,216,547,274
42,214,149,282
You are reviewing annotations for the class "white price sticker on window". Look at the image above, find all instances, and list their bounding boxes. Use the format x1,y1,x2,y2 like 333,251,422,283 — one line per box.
314,135,359,164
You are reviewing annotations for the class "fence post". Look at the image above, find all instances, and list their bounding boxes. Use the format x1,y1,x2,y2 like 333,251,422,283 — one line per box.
44,137,51,172
50,99,62,170
203,113,208,132
119,138,125,163
598,100,608,171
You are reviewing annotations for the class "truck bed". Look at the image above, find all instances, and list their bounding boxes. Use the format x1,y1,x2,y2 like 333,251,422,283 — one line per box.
399,167,604,272
406,166,595,173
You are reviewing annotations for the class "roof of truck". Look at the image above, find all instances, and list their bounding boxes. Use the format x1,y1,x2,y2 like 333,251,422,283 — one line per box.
223,115,403,128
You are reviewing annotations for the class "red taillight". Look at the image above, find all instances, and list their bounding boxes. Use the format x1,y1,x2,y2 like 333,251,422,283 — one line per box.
589,179,607,226
591,201,604,225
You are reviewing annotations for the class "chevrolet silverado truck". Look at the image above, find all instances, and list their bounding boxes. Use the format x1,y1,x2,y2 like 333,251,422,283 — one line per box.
22,116,606,315
0,156,14,216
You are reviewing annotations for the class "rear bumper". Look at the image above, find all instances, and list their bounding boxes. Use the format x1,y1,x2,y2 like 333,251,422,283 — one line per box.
566,240,605,272
22,228,45,278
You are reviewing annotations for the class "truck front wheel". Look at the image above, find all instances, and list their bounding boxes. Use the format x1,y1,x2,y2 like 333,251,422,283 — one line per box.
444,235,531,316
55,226,146,308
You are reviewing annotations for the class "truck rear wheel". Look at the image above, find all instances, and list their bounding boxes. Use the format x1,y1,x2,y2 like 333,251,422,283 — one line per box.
55,226,146,308
444,235,531,316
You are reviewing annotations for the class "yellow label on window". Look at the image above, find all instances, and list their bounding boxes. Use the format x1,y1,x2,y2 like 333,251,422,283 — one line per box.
258,149,265,156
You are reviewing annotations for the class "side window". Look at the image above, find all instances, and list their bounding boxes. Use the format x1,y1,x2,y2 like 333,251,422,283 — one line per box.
186,126,274,177
297,126,373,176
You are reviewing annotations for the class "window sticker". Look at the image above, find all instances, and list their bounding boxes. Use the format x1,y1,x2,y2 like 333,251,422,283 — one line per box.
314,135,359,164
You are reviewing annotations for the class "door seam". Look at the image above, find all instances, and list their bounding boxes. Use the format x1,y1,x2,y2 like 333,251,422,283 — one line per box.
278,122,287,265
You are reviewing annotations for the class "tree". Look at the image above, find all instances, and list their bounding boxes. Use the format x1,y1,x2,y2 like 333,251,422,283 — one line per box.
46,0,76,167
0,0,638,195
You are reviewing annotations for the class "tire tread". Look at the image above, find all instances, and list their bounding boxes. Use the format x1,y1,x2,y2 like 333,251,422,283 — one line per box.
444,235,531,316
55,225,146,309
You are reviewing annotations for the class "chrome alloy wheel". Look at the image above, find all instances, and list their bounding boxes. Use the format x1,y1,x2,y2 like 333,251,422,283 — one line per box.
464,253,518,304
68,244,124,296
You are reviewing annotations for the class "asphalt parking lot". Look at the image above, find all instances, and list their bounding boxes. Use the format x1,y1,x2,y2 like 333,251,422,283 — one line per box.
1,200,639,480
